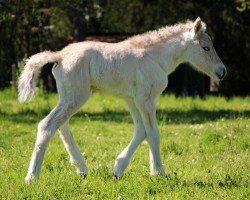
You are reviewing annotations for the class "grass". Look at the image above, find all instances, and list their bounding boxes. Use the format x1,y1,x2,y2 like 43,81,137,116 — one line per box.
0,88,249,199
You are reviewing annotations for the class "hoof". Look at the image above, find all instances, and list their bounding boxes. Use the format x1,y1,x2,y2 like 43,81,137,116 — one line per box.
25,174,36,184
77,170,87,178
80,173,87,178
150,167,166,177
111,173,119,180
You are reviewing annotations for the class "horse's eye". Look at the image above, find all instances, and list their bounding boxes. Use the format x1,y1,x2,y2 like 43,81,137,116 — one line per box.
202,47,210,51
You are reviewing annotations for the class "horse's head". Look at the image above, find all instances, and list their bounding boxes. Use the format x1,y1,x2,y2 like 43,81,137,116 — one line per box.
184,17,227,83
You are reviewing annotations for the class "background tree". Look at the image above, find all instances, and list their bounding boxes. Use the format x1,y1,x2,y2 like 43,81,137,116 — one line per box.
0,0,249,95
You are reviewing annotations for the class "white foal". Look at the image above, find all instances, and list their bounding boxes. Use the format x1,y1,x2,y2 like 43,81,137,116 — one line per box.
18,17,226,183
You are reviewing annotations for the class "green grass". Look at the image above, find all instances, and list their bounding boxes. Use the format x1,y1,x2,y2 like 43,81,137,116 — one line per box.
0,88,249,199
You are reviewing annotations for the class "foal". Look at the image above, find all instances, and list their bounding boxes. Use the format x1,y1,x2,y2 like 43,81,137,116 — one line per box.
18,17,226,183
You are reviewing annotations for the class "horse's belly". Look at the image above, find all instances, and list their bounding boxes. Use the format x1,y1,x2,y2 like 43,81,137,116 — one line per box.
90,79,134,98
89,61,136,98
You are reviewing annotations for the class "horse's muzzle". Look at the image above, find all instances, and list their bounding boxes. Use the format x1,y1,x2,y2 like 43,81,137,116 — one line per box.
215,65,227,80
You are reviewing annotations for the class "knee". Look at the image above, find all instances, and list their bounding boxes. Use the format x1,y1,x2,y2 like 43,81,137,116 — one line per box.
38,107,67,134
147,131,160,144
36,120,54,144
38,120,50,133
135,124,146,137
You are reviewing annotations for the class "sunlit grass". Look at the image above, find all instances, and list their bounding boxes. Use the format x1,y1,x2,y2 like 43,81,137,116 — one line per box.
0,88,249,199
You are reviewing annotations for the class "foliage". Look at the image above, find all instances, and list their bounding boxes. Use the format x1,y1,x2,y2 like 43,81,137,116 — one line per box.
236,0,250,11
0,89,249,199
0,0,249,95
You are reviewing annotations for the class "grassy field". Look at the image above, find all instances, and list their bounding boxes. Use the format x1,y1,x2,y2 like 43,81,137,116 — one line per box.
0,88,249,199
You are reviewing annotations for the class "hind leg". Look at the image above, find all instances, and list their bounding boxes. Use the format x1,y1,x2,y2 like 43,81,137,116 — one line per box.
25,91,90,183
58,121,87,176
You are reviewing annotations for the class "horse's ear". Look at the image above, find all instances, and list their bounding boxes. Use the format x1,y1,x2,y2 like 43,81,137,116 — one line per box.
190,17,203,39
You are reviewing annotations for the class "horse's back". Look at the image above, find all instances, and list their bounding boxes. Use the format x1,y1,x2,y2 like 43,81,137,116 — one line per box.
54,41,144,97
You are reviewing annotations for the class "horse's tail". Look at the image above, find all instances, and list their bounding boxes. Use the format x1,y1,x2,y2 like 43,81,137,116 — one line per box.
18,51,61,102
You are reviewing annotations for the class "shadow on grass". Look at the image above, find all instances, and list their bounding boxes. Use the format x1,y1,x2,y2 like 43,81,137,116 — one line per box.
146,173,243,192
1,108,250,125
171,173,242,189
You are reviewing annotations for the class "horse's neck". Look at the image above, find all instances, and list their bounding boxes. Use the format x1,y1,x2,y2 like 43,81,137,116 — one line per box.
149,36,188,75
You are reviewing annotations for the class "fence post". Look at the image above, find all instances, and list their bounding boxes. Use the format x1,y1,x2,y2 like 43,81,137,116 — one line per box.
11,64,16,90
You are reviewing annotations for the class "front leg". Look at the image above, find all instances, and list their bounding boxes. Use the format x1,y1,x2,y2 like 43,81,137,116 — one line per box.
135,98,166,176
113,99,146,177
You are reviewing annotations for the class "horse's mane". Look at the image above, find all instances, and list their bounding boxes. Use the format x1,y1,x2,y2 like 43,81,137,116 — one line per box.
127,20,205,47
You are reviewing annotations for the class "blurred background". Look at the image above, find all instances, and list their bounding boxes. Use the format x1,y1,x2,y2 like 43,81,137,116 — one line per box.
0,0,249,97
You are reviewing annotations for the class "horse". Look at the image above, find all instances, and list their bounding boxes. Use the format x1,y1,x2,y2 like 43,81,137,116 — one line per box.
18,17,227,183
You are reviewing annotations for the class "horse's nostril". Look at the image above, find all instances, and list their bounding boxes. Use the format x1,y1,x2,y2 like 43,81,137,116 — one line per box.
216,67,227,79
221,68,227,79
